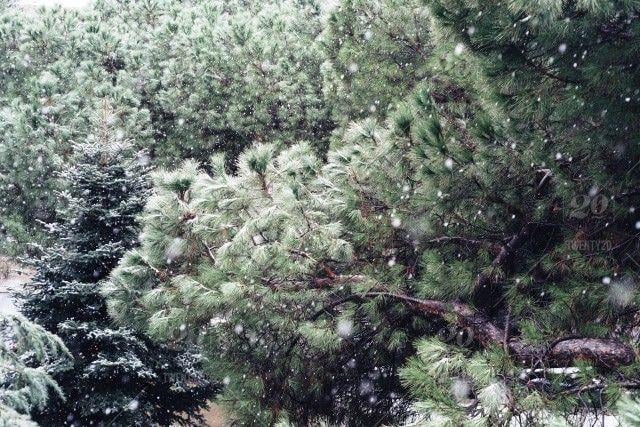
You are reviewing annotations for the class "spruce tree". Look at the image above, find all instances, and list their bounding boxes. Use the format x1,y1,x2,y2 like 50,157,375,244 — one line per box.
20,105,212,426
106,1,640,425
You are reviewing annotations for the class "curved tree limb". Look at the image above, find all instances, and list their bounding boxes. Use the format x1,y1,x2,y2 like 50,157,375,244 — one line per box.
317,290,635,369
474,222,534,292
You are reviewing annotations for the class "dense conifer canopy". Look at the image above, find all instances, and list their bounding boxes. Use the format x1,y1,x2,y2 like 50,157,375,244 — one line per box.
1,0,639,425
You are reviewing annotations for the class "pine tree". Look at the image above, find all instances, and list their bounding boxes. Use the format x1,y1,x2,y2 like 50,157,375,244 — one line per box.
0,4,153,254
20,104,213,426
0,313,71,426
119,0,334,163
106,144,416,425
394,1,640,422
320,0,431,124
0,5,70,252
106,1,640,425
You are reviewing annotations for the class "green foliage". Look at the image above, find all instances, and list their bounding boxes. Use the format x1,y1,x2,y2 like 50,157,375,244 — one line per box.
320,0,431,123
3,0,640,424
1,0,333,255
618,395,640,426
127,0,335,162
106,0,640,424
19,107,213,425
107,141,419,424
0,4,154,253
0,313,71,426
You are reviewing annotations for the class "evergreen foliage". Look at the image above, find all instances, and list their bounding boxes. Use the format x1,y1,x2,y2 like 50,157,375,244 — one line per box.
0,4,153,253
1,0,639,425
106,1,640,425
0,0,333,254
618,395,640,426
0,313,71,426
120,0,334,162
320,0,431,124
107,143,420,424
20,106,213,426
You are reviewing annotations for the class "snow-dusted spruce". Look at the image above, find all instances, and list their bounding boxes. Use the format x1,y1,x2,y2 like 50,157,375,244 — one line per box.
19,106,212,426
0,313,71,426
106,1,640,423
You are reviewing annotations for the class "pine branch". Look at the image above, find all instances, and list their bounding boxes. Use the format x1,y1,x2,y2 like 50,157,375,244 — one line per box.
615,189,640,200
562,380,640,396
276,274,368,291
535,168,553,193
473,222,534,292
318,290,635,369
424,236,486,246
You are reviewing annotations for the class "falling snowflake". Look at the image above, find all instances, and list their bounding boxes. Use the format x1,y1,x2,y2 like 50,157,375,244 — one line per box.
444,158,454,169
608,276,636,308
336,318,353,338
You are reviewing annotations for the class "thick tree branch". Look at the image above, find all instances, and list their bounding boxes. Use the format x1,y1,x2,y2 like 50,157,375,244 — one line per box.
318,290,635,369
494,225,532,266
562,380,640,395
474,223,533,292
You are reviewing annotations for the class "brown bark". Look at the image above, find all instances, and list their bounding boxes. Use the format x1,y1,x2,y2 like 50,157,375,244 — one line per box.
337,291,635,369
473,223,533,292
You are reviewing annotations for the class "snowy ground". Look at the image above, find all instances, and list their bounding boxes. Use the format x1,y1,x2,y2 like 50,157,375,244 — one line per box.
0,262,32,315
